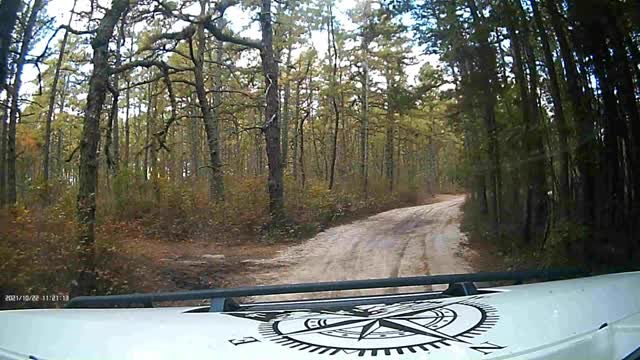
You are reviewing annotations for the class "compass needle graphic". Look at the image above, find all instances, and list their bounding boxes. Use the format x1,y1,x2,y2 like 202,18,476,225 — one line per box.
228,297,501,356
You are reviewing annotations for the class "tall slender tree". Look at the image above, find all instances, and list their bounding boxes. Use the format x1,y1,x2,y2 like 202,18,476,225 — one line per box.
7,0,44,205
43,0,77,190
72,0,130,296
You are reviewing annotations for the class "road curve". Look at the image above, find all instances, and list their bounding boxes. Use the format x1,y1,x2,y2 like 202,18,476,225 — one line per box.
254,195,475,298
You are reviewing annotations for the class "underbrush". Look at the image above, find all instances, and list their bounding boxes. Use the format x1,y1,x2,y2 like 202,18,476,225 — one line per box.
1,175,431,307
0,200,143,309
109,175,425,243
459,198,610,271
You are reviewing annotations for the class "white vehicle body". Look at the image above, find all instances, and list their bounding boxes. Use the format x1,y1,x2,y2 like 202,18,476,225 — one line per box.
1,271,639,360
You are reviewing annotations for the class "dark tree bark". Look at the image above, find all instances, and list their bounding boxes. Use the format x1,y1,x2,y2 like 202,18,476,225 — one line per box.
0,0,20,98
292,74,301,179
360,0,371,200
292,59,312,181
112,22,125,174
105,25,122,175
189,94,200,177
192,0,223,201
260,0,285,223
143,81,151,181
124,79,130,171
300,69,313,188
384,63,396,192
210,30,224,198
605,6,640,239
503,0,531,236
148,95,160,203
281,44,292,171
124,27,134,172
385,118,395,192
530,0,570,221
506,0,548,243
467,0,502,235
55,129,63,179
0,104,7,205
72,0,130,297
197,0,284,223
7,0,44,205
328,6,340,190
547,0,596,250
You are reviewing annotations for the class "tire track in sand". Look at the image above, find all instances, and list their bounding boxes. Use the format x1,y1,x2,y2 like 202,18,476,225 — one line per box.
251,195,474,299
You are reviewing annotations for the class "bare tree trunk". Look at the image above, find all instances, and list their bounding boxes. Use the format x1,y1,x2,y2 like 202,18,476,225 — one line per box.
384,67,395,192
72,0,129,297
192,0,223,201
104,22,124,177
189,94,200,177
54,75,68,180
300,70,313,188
281,44,292,171
0,105,7,205
149,111,160,203
360,0,371,200
124,28,134,172
260,0,285,223
385,118,394,192
299,111,306,188
55,129,63,180
112,24,124,174
328,6,340,190
210,31,224,199
292,77,300,179
143,82,151,182
124,80,130,171
255,128,262,176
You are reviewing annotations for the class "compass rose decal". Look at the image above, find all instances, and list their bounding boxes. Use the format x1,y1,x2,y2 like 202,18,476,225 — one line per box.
226,296,504,356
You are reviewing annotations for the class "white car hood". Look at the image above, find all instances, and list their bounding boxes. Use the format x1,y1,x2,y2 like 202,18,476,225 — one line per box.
1,272,640,360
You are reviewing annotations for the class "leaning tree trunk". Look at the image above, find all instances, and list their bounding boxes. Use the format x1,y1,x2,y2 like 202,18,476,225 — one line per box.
7,0,44,205
260,0,285,224
72,0,130,297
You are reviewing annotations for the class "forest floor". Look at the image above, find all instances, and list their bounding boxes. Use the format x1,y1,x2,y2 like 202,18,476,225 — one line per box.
116,194,505,302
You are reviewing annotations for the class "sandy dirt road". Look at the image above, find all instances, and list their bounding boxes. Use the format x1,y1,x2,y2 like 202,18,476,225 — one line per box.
252,195,476,298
